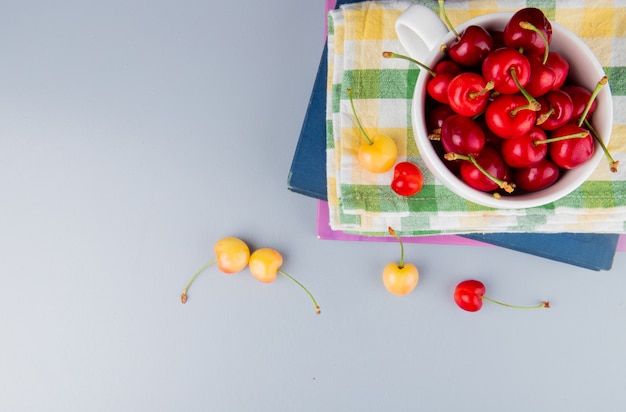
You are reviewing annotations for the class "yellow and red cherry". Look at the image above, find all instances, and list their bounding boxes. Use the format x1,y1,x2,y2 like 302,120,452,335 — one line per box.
382,227,419,295
346,88,397,173
454,279,550,312
181,237,250,303
249,248,321,314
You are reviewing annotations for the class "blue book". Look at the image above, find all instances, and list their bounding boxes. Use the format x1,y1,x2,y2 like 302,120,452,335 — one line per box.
287,0,619,270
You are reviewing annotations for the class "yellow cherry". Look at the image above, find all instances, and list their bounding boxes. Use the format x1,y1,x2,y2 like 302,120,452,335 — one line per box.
357,134,398,173
181,236,250,303
214,237,250,274
249,248,282,283
249,248,321,314
347,88,398,173
382,227,419,295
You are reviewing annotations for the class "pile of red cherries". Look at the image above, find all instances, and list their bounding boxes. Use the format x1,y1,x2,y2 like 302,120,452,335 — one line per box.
425,7,608,196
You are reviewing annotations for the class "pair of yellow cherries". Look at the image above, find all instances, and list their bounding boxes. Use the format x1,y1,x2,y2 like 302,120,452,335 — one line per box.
181,237,320,314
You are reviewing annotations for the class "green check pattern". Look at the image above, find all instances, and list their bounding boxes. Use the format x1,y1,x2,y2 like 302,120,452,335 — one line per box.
326,0,626,236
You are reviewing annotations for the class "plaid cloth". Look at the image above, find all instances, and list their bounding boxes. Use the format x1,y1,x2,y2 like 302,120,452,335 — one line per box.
326,0,626,236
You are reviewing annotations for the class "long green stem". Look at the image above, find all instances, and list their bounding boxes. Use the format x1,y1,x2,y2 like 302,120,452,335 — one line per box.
444,153,515,193
346,88,373,145
510,68,541,111
578,76,608,127
181,259,217,303
278,269,321,314
482,296,550,310
388,227,405,268
382,51,436,76
519,21,549,64
437,0,459,38
584,119,619,172
534,131,589,145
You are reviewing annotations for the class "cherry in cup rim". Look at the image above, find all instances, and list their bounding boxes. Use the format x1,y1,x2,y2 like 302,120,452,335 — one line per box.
411,11,613,209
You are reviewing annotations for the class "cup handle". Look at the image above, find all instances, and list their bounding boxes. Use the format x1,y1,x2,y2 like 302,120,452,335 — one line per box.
395,4,449,62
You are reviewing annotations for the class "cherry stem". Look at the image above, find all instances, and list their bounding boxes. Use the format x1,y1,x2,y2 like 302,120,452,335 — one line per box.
181,259,217,304
534,131,589,145
278,269,321,314
519,21,549,64
482,296,550,310
584,118,619,173
346,88,373,145
510,68,541,111
388,227,405,269
437,0,459,38
428,128,442,141
444,153,515,193
577,76,608,127
382,51,437,76
536,108,555,125
469,80,495,99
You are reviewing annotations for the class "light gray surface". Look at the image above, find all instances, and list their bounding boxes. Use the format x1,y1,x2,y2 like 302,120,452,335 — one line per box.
1,1,625,411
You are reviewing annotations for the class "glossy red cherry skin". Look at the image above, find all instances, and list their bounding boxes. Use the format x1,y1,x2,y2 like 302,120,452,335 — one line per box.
503,7,552,57
562,85,597,122
482,47,531,95
454,280,486,312
447,72,491,117
525,54,556,97
459,146,510,192
501,126,548,168
448,25,494,67
441,114,486,156
548,124,595,169
545,52,569,90
485,94,537,139
513,158,560,192
391,162,424,197
426,102,455,134
536,89,574,131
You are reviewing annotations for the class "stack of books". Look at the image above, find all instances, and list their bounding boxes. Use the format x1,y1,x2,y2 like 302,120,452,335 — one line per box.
287,0,621,271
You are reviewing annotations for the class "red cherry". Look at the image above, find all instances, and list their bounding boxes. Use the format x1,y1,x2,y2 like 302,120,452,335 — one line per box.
503,7,552,57
454,279,550,312
391,162,424,197
482,47,531,94
434,59,464,76
536,89,574,131
447,72,493,117
458,146,511,192
426,102,455,134
545,52,569,90
513,158,560,192
485,94,537,138
500,126,548,168
562,85,596,122
454,280,485,312
427,72,455,104
440,114,486,156
525,53,556,97
548,124,594,169
448,25,494,67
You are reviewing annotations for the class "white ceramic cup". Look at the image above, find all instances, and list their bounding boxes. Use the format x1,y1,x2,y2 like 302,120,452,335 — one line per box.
395,5,613,209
